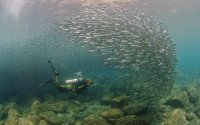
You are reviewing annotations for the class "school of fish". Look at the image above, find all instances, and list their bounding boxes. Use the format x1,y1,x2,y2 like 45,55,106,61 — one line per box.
58,3,177,101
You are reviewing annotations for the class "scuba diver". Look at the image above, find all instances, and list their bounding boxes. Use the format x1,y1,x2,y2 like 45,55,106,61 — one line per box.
38,60,93,95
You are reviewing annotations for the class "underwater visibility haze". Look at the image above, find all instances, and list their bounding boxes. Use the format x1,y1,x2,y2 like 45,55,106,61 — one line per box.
0,0,200,125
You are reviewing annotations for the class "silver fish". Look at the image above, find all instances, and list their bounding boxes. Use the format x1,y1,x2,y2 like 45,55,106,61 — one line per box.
58,3,177,103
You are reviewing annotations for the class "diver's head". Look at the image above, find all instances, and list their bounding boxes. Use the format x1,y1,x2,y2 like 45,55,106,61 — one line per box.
86,79,93,87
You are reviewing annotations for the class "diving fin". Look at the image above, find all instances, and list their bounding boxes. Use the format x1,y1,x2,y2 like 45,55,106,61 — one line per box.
48,60,59,76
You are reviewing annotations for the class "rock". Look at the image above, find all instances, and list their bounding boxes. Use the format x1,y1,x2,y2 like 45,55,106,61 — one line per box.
76,121,82,125
67,103,79,113
165,91,189,109
45,101,66,113
4,102,18,111
157,105,169,113
68,112,79,120
73,100,81,106
57,113,67,121
188,119,200,125
31,101,46,115
123,103,147,115
21,107,30,117
115,115,143,125
0,104,3,110
67,118,76,125
39,111,64,125
39,120,48,125
78,104,87,112
0,121,5,125
185,112,197,121
19,118,34,125
187,88,199,104
101,108,124,124
5,108,20,125
27,114,41,125
58,112,78,125
111,94,128,108
82,114,109,125
164,109,188,125
194,105,200,117
0,104,4,119
101,95,114,105
137,115,151,125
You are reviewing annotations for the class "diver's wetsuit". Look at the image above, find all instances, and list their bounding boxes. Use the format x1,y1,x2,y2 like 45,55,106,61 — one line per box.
39,60,93,95
53,74,92,95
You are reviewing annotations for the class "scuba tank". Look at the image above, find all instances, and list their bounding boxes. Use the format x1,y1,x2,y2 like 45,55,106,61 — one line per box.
66,78,84,95
65,78,83,84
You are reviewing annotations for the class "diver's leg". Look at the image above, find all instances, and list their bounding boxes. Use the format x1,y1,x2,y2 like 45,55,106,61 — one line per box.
38,78,53,87
54,75,60,87
54,75,68,92
38,75,60,88
49,75,64,91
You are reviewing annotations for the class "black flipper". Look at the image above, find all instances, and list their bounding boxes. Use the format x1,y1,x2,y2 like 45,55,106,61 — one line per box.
48,60,59,76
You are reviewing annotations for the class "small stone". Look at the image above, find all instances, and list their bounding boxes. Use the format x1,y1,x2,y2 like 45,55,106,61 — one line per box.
100,95,113,105
39,120,48,125
78,104,87,112
27,114,41,125
164,109,188,125
67,103,79,113
115,115,143,125
82,114,109,125
0,104,4,119
187,88,199,104
31,101,46,115
68,118,76,125
5,108,20,125
111,94,128,108
194,105,200,117
0,121,5,125
19,118,34,125
45,101,66,113
21,107,30,117
101,108,124,124
39,111,64,125
123,103,147,115
188,119,200,125
4,102,18,111
185,112,197,121
75,121,82,125
0,104,3,111
165,91,189,109
73,101,81,106
68,112,79,120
